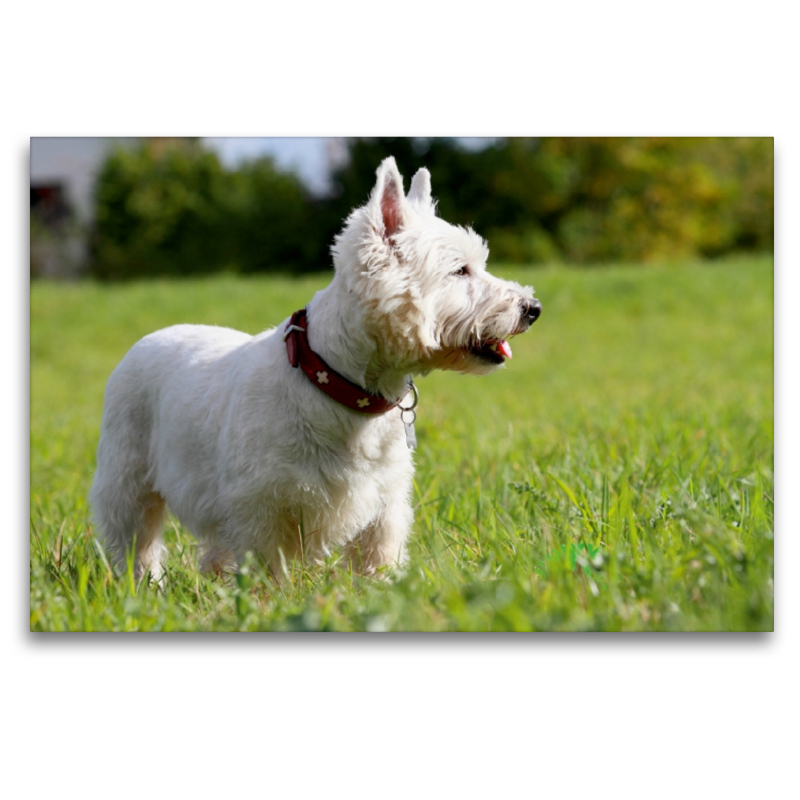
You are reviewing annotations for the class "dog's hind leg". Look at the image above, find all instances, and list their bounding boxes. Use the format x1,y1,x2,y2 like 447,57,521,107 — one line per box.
90,419,167,581
131,491,167,582
91,474,167,582
90,362,172,582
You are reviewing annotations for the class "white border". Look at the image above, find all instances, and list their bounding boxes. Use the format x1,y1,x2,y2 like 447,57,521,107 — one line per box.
7,3,796,797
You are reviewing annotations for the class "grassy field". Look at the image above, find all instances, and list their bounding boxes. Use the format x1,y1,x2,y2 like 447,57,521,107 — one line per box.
29,255,774,631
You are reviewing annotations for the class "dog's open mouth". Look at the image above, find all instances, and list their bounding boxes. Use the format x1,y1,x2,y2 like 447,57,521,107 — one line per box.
467,338,513,364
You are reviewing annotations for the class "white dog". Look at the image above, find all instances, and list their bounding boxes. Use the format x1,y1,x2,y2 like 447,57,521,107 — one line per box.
90,157,541,581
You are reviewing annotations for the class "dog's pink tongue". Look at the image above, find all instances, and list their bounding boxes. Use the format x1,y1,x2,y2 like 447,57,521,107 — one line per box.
498,339,512,359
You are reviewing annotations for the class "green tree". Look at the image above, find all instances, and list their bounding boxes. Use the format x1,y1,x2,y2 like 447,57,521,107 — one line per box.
326,137,773,265
88,137,773,280
90,141,318,279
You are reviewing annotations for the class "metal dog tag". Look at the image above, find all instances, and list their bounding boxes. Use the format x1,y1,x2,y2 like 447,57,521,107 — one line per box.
403,411,417,450
399,381,418,450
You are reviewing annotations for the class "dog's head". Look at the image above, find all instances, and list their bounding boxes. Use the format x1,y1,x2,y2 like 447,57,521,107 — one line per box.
332,157,541,376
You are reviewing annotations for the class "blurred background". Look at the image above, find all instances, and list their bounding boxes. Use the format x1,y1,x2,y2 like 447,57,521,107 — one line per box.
30,136,773,280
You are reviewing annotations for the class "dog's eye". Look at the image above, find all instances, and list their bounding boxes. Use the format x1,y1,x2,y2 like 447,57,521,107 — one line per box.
453,265,469,277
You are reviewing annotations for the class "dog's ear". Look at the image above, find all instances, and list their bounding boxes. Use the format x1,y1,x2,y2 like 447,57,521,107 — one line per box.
407,168,433,212
370,157,406,239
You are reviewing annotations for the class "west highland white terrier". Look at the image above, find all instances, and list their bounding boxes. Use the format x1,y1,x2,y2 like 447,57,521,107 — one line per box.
90,157,542,580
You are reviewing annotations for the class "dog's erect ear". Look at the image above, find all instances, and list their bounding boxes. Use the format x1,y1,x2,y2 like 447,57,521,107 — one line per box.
407,168,433,211
370,157,406,239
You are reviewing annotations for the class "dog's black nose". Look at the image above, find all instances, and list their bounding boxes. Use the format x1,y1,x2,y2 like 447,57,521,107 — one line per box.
523,298,542,324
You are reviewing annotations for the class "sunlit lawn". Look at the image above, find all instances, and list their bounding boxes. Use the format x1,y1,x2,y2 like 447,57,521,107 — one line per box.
30,255,773,631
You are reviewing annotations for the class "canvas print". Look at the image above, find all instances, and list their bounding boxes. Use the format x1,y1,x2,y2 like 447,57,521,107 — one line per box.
30,137,774,631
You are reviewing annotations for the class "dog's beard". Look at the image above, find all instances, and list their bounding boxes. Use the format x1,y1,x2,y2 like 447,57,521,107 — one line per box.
420,345,507,376
419,315,527,376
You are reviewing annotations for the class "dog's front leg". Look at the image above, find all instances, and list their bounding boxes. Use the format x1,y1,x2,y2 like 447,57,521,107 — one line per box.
343,496,412,576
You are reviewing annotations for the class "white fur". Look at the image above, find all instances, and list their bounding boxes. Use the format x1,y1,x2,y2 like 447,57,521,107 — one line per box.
90,157,539,580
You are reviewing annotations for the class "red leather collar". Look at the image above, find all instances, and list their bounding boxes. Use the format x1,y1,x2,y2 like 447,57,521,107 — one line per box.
284,308,402,415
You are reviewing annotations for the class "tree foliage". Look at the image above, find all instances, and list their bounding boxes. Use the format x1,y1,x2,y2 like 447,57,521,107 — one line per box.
90,141,319,279
88,137,773,279
327,137,773,265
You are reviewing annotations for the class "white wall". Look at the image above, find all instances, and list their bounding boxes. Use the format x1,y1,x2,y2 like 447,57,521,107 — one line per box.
30,137,140,222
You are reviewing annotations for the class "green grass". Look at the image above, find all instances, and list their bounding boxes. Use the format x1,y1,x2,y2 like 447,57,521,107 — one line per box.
30,255,774,631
